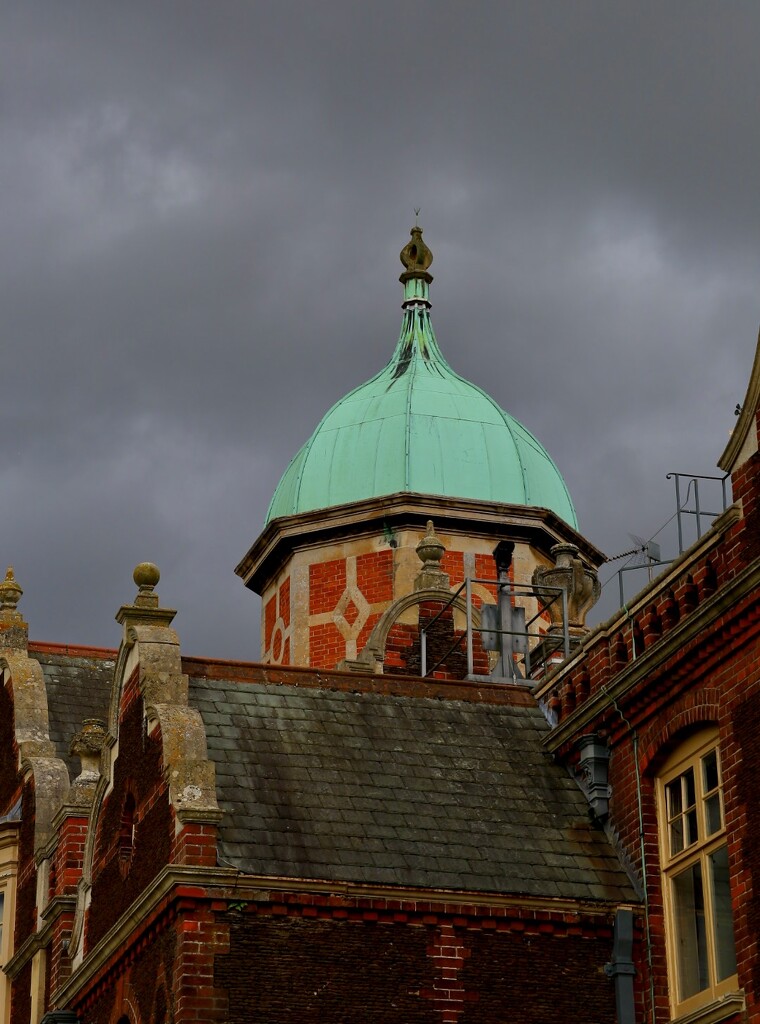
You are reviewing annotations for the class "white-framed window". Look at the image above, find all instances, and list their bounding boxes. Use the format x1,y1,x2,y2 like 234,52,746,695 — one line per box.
658,730,738,1017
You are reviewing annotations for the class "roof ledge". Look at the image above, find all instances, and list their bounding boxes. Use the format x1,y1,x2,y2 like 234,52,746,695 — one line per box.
236,492,605,594
718,326,760,474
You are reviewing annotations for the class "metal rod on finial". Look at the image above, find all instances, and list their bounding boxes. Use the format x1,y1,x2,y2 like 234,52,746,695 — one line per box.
414,207,421,226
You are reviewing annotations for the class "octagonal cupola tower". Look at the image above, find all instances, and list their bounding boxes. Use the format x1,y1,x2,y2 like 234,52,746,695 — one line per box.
237,226,603,672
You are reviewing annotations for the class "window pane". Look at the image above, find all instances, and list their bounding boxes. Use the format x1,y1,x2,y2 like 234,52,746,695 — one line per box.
684,768,696,811
686,809,699,847
670,817,684,856
705,793,722,836
708,846,737,982
667,779,682,813
703,750,719,793
667,777,684,856
672,862,709,999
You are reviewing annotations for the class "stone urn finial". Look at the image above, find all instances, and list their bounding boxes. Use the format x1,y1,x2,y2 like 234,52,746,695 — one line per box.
0,567,22,612
70,718,107,775
532,543,601,637
414,521,450,592
69,718,107,804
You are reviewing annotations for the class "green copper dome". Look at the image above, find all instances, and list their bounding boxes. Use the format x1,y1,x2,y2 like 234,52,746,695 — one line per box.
266,227,578,528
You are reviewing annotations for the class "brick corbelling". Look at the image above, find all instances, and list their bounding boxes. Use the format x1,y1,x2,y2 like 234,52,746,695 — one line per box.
554,604,760,762
537,505,743,691
543,565,760,753
225,890,620,933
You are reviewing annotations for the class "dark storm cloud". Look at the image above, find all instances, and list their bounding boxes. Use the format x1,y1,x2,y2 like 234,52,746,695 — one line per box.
2,1,759,655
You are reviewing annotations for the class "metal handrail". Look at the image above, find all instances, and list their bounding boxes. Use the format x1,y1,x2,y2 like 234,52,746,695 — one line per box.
666,472,730,554
420,577,568,681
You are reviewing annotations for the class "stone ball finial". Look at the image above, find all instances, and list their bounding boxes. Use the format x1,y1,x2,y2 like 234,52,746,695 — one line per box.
133,562,160,591
400,225,433,274
0,567,22,611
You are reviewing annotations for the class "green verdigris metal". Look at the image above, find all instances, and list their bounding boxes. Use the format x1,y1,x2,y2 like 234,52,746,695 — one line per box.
266,227,578,528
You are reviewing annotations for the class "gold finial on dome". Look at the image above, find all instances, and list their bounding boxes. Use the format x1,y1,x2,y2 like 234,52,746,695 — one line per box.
400,224,433,276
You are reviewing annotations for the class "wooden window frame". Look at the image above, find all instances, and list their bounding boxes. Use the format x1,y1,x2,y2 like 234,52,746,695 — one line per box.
657,729,738,1019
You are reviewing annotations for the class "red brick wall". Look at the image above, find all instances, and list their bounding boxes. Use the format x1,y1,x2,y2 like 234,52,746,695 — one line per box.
458,927,616,1024
383,604,490,679
307,551,392,667
442,551,465,588
309,622,345,669
309,559,347,616
76,920,177,1024
0,680,20,813
10,961,31,1024
540,449,760,1022
279,577,291,629
357,550,393,603
264,596,276,651
217,915,436,1023
13,777,37,953
86,671,173,951
473,554,499,604
171,903,231,1023
214,896,617,1024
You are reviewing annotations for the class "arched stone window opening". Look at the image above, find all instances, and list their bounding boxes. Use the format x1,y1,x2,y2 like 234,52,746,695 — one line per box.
118,792,136,876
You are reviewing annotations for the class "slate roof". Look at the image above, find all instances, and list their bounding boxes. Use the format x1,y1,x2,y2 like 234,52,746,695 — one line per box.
188,669,634,902
30,644,115,779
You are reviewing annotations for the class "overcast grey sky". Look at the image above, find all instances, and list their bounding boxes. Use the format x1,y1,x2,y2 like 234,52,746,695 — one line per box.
3,2,759,657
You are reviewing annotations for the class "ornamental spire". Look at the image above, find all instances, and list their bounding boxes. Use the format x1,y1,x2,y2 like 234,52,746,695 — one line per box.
399,224,433,307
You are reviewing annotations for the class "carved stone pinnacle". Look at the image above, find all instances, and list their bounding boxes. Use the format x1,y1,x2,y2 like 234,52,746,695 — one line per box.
0,566,22,611
414,520,450,592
